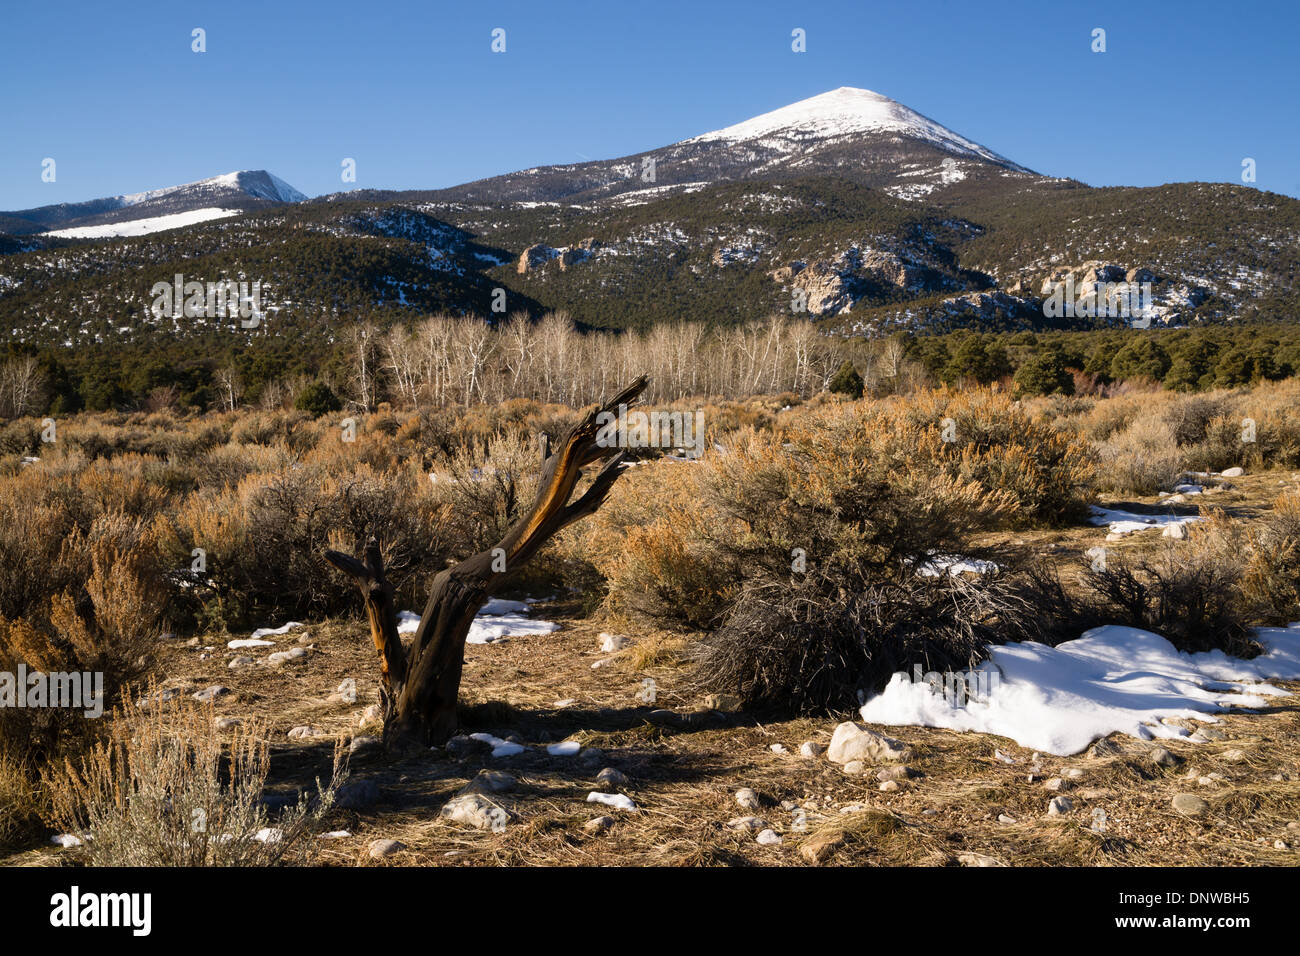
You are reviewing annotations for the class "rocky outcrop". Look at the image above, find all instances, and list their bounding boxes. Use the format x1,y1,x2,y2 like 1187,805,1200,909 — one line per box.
519,238,602,274
862,250,926,290
517,243,559,274
791,260,854,315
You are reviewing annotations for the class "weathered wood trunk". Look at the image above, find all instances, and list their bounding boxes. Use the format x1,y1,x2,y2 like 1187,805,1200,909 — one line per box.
327,375,647,752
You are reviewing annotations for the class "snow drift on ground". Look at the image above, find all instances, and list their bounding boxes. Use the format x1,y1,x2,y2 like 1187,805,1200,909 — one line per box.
859,624,1300,755
1088,505,1202,537
397,598,559,645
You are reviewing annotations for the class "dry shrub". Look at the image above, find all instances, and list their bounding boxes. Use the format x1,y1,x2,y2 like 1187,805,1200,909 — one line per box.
45,691,343,866
576,459,731,630
162,461,454,620
1241,489,1300,624
1095,416,1185,494
1023,513,1260,657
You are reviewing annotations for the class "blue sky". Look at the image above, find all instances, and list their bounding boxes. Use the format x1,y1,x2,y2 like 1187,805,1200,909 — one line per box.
2,0,1297,208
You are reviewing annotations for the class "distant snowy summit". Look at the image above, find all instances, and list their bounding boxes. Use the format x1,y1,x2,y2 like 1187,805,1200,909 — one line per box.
1,170,307,238
686,87,1030,172
120,170,308,206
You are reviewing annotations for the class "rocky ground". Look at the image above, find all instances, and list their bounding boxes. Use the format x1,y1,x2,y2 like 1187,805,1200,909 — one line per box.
10,472,1300,868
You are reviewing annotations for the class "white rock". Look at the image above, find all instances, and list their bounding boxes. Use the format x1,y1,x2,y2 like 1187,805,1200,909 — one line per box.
1220,467,1244,478
799,741,826,758
735,788,762,810
1048,796,1073,816
599,632,630,652
826,721,909,764
756,828,783,846
441,793,512,830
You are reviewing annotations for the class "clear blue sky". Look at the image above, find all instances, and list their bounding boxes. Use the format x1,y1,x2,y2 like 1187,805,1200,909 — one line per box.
2,0,1297,209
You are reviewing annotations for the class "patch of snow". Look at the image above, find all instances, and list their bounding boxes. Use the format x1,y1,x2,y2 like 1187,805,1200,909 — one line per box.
468,733,526,757
917,554,999,577
43,207,241,238
1088,505,1201,537
587,791,637,811
250,621,305,640
859,623,1300,756
686,87,1028,171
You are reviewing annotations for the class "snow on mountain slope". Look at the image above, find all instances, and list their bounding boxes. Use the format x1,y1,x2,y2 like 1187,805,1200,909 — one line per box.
120,170,307,206
686,87,1029,171
43,207,242,238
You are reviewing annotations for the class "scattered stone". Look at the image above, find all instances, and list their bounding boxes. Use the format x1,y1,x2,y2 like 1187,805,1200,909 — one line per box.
1274,840,1289,850
1220,748,1247,762
50,833,82,848
1220,467,1244,478
583,815,614,834
595,767,628,788
461,770,517,795
997,814,1017,824
441,793,512,830
1089,738,1123,758
1044,777,1069,792
877,765,915,782
349,735,382,758
993,749,1017,764
735,788,762,810
336,778,380,809
577,747,605,768
319,830,351,839
826,721,910,764
1190,726,1226,742
1172,793,1210,816
266,647,308,666
702,692,743,711
329,678,357,705
878,780,900,792
445,735,487,757
842,760,867,776
358,704,383,730
958,852,1005,867
1151,748,1178,768
287,726,322,740
213,716,243,731
1062,768,1085,780
191,685,230,702
756,828,783,846
368,839,406,859
598,632,630,652
728,816,767,831
227,656,255,669
799,829,845,864
1048,796,1073,816
799,741,826,758
1163,522,1188,539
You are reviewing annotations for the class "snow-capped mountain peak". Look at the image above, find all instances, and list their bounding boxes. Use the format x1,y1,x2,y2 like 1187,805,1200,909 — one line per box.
121,170,307,206
686,86,1027,171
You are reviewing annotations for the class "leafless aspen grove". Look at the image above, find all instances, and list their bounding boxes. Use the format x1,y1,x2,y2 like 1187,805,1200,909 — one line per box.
314,313,879,411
